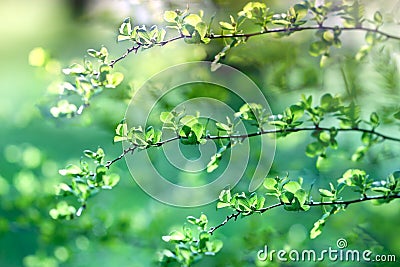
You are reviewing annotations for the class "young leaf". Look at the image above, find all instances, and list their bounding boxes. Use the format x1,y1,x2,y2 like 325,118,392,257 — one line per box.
164,11,178,23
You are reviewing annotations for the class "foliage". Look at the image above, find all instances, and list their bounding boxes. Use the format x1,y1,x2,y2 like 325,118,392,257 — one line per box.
42,1,400,266
4,0,400,266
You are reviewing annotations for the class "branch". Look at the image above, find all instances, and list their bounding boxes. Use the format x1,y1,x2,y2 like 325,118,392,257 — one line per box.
105,125,400,169
206,126,400,143
208,211,241,234
109,35,187,68
208,194,400,234
105,146,136,168
109,25,400,68
209,26,400,41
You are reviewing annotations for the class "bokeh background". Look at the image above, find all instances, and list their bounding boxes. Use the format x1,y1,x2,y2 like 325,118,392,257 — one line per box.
0,0,399,266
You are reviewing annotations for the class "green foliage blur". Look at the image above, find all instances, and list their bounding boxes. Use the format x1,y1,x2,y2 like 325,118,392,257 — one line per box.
0,0,399,266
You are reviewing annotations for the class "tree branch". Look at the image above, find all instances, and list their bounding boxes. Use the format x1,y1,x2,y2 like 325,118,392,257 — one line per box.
105,146,137,168
205,126,400,143
105,125,400,169
109,25,400,68
208,194,400,234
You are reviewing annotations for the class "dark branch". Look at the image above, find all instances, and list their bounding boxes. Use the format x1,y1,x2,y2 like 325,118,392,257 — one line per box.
108,25,400,68
105,126,400,169
205,126,400,143
208,211,241,234
105,146,136,168
209,194,400,234
209,26,400,41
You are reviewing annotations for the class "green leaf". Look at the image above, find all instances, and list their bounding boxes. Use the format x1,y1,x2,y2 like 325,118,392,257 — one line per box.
191,123,204,142
218,189,231,203
56,183,74,196
102,173,120,188
289,104,304,122
294,189,309,210
186,216,197,225
394,110,400,120
183,14,202,27
160,249,176,260
87,49,98,58
83,150,97,159
283,181,301,194
256,196,265,210
371,187,391,193
361,132,372,145
305,141,325,157
319,189,334,198
365,32,376,45
157,28,167,42
114,136,127,142
87,47,108,61
119,17,132,36
207,239,223,253
373,11,383,26
99,64,111,82
293,3,308,20
95,148,105,163
319,131,331,143
351,146,367,162
216,202,231,209
207,153,222,173
117,35,131,42
180,115,198,127
50,201,76,220
162,230,186,242
106,72,124,88
195,22,208,39
320,93,333,110
160,112,174,123
62,63,86,75
338,169,366,186
310,218,325,239
263,178,277,190
95,165,107,183
370,112,380,128
59,164,82,177
179,125,191,137
115,121,128,136
145,126,156,143
164,11,178,23
271,18,291,26
309,41,328,57
215,122,230,132
219,21,235,30
322,30,334,43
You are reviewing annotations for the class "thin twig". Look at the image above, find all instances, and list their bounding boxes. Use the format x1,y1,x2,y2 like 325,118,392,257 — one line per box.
206,127,400,143
209,26,400,41
208,211,241,234
209,194,400,234
108,25,400,68
105,126,400,169
105,146,136,168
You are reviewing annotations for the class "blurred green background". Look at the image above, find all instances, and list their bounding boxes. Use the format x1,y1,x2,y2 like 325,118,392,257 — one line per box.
0,0,399,266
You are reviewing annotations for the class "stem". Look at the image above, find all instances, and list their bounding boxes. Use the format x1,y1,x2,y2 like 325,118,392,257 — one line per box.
209,194,400,234
210,26,400,41
105,125,400,169
109,25,400,67
206,127,400,143
105,146,136,168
